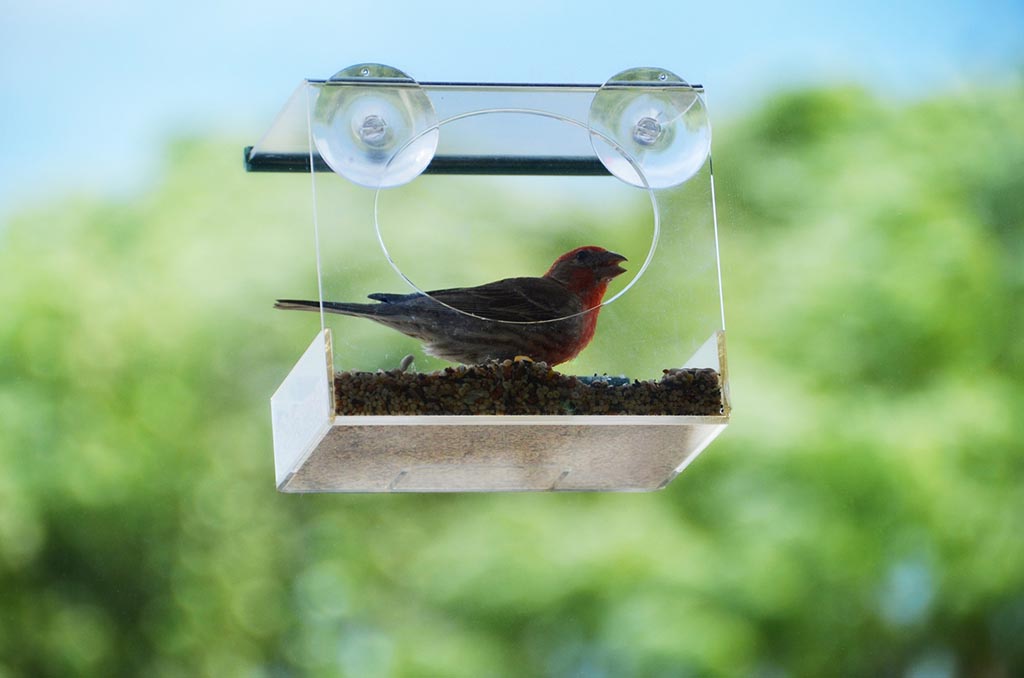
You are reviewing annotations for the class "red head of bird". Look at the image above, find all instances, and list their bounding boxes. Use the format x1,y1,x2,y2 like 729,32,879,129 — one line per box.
544,246,628,309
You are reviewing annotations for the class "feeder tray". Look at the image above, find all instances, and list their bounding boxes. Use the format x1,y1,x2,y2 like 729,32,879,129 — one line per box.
249,64,730,492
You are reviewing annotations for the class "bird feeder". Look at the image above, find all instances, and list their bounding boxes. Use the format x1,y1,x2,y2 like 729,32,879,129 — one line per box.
246,64,730,492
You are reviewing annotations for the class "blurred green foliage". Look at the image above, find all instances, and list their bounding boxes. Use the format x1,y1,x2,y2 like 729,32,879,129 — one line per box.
1,83,1023,677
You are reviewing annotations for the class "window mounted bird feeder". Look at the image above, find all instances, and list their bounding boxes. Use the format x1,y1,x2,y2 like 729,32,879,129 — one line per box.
247,64,730,492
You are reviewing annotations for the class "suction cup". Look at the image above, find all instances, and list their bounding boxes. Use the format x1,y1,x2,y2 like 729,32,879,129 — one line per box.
312,63,438,188
589,67,711,188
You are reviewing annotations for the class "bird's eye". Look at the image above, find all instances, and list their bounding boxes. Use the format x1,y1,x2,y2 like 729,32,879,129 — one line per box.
575,250,590,262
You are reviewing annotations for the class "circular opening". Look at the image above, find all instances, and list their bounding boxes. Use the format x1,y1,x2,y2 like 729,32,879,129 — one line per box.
372,108,661,325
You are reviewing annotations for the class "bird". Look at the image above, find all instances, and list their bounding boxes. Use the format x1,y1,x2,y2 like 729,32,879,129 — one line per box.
275,246,627,366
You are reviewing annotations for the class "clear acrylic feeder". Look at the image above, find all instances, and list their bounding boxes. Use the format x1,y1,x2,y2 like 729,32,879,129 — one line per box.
248,64,730,492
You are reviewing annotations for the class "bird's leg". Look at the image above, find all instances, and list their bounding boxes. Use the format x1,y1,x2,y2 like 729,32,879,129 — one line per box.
398,354,415,373
513,355,535,363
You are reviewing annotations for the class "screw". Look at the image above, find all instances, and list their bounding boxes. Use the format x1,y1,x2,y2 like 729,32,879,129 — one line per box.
359,114,389,147
633,116,663,146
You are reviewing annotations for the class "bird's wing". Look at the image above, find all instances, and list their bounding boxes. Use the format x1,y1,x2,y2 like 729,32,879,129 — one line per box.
426,277,580,322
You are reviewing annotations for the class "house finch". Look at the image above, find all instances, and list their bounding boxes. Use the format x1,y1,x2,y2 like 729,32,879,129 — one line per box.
275,246,627,366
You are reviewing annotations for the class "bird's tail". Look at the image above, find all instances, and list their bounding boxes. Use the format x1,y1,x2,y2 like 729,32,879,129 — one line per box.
274,299,379,317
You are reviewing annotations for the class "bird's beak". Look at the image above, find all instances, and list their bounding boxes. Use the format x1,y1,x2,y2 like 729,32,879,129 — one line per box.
600,251,628,280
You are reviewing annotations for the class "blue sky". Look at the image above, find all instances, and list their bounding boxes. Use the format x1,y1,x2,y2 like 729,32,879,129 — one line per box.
1,0,1021,218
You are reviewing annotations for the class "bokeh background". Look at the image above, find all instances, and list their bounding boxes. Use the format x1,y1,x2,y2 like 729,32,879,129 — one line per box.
2,2,1022,676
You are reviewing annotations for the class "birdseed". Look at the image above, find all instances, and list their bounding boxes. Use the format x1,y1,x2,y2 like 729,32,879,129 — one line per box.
334,360,723,416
